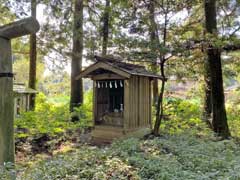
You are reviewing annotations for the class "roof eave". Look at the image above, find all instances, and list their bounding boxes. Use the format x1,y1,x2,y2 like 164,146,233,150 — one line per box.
76,62,131,80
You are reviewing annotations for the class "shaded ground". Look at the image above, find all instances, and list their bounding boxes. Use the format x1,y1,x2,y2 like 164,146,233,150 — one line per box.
15,128,92,166
2,128,239,180
9,105,240,179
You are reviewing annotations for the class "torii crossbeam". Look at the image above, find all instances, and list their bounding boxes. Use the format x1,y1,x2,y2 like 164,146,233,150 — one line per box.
0,17,39,164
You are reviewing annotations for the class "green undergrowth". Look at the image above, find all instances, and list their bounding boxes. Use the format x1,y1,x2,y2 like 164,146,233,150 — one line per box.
160,97,204,135
14,91,93,139
2,130,239,180
227,104,240,137
1,94,240,179
161,96,240,137
0,163,16,180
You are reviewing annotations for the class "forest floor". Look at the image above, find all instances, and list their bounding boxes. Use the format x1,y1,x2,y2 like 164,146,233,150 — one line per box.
15,128,92,165
8,127,240,180
1,93,240,179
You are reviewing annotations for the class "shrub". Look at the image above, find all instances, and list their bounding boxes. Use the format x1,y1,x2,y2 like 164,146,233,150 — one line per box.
72,90,93,127
160,97,208,135
15,93,71,138
15,91,93,139
226,102,240,137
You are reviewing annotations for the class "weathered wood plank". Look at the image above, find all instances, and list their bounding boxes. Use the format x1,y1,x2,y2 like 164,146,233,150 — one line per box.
132,76,138,128
129,77,133,128
145,78,148,126
92,73,125,80
123,80,129,130
146,78,150,126
0,38,14,164
137,76,140,127
139,77,145,126
139,77,142,127
131,76,135,128
149,79,152,128
138,77,145,126
96,86,109,121
147,78,150,126
143,77,146,126
91,125,151,143
140,77,144,127
136,77,143,127
0,17,40,39
134,76,138,128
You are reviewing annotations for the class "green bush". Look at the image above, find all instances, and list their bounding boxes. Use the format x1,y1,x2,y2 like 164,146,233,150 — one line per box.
71,90,93,127
226,102,240,137
15,92,70,138
15,90,93,139
160,97,208,135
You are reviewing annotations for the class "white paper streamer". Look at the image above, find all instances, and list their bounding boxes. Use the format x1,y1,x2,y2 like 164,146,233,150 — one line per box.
110,81,112,88
120,80,123,87
97,82,100,88
115,81,117,88
105,82,108,88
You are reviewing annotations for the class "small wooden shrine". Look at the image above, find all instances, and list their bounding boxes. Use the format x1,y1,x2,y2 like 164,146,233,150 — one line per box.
76,56,163,142
13,82,38,116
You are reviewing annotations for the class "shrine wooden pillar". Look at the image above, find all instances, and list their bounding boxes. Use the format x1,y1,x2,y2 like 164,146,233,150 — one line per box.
0,17,39,164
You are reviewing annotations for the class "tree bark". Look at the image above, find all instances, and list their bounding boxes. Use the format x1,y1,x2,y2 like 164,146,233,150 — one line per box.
70,0,84,113
204,0,230,138
102,0,110,56
203,58,212,127
149,0,159,105
0,38,15,164
153,63,166,135
29,0,37,110
150,0,168,135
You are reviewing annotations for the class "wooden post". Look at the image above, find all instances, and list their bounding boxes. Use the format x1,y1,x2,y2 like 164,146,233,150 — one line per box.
0,38,14,164
0,17,39,165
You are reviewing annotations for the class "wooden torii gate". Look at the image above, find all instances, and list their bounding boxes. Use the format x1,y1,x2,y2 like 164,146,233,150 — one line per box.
0,17,39,164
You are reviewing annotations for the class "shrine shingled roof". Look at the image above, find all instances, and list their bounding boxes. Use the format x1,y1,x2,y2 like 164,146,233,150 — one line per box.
76,55,163,80
13,83,38,94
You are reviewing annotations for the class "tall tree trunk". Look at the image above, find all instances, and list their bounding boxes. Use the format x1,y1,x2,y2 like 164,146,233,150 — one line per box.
203,58,212,127
70,0,83,114
204,0,230,138
29,0,37,110
153,63,166,135
149,0,159,105
151,0,168,135
102,0,110,56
